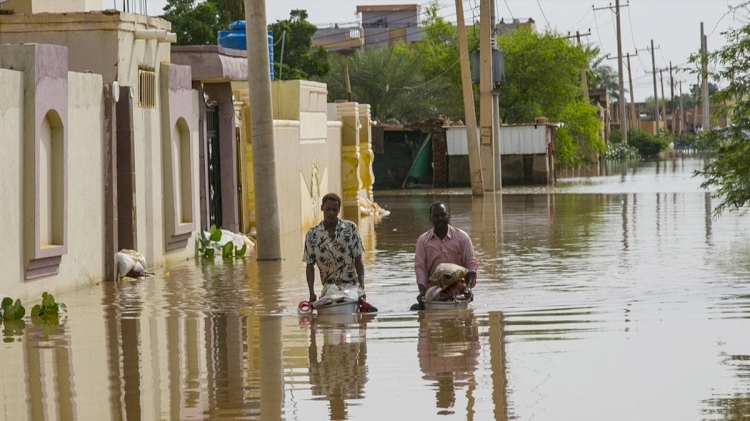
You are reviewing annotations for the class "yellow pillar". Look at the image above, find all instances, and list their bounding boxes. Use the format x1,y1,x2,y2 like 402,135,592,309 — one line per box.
358,104,375,203
337,102,362,224
234,89,256,233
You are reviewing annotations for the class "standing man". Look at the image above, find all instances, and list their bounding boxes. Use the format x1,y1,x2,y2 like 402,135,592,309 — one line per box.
412,202,478,310
304,193,366,304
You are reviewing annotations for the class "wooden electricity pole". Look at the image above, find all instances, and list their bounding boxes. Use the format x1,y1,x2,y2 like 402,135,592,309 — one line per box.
659,69,667,127
669,62,675,133
701,23,710,130
577,31,590,102
679,80,685,133
614,0,628,137
479,0,495,191
626,53,636,128
455,0,484,194
650,40,659,126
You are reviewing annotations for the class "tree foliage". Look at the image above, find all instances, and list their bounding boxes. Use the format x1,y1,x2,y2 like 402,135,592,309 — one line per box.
320,47,449,122
691,4,750,215
268,10,330,80
161,0,221,46
588,56,621,102
496,29,591,123
495,28,603,167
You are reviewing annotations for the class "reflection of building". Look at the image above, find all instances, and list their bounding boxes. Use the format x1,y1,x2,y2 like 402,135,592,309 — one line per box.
417,311,480,414
308,315,372,420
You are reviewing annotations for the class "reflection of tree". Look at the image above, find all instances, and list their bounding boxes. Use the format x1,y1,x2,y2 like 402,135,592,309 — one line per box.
308,315,372,420
417,311,480,415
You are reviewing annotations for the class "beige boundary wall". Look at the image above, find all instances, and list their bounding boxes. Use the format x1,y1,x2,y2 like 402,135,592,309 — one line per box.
0,68,105,301
234,80,343,253
0,40,200,301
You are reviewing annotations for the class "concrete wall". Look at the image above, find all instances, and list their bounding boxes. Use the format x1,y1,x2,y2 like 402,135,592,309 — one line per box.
0,12,171,85
3,0,103,13
234,80,342,249
0,69,105,302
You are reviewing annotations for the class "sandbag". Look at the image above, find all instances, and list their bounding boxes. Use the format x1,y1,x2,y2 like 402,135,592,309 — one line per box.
429,263,468,291
117,249,147,278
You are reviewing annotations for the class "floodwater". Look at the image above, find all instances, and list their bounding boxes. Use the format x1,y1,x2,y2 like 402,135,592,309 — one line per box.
3,156,750,421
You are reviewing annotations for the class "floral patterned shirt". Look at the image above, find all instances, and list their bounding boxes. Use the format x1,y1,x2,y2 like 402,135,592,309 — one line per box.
303,218,364,285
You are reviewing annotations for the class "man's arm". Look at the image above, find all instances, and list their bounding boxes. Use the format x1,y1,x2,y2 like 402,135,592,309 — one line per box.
306,263,317,302
461,231,479,288
414,235,430,289
354,254,365,289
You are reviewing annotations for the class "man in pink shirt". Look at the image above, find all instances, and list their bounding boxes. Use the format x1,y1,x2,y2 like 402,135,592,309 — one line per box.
411,202,478,310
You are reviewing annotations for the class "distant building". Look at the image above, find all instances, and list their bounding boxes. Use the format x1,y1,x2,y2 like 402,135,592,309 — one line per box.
496,18,536,35
312,3,423,53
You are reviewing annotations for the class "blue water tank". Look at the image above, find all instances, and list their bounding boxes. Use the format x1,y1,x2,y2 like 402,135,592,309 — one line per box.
217,21,274,81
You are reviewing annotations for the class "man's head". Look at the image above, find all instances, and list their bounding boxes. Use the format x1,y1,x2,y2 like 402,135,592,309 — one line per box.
321,193,342,224
429,202,450,231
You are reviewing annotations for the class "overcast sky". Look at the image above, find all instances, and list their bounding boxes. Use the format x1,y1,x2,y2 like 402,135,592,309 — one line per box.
140,0,745,102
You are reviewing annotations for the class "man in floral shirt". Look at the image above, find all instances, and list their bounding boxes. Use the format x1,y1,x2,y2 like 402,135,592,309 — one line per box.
304,193,365,304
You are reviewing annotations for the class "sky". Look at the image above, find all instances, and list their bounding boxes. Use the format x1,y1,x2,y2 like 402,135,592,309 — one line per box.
139,0,746,102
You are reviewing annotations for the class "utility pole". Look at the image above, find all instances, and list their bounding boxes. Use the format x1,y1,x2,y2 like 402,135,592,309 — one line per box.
576,30,591,102
479,0,495,191
659,69,667,127
679,80,685,133
701,23,710,130
594,1,628,140
669,62,675,133
244,0,281,260
650,39,659,127
614,0,627,138
626,53,637,128
455,0,484,194
693,77,700,131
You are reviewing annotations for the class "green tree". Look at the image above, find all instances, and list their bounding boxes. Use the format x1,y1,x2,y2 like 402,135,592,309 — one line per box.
588,56,621,102
320,47,449,122
496,29,591,123
690,4,750,214
555,101,606,166
205,0,244,29
161,0,221,46
268,10,330,80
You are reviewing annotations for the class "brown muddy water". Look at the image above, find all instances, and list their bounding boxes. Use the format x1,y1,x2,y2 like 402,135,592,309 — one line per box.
3,156,750,421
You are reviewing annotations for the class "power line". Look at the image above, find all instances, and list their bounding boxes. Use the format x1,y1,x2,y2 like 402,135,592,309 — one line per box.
625,2,648,70
592,5,604,47
535,0,550,28
503,0,514,20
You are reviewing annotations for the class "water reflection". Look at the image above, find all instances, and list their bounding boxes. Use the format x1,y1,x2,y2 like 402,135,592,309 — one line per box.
417,311,480,416
308,314,373,420
5,157,750,420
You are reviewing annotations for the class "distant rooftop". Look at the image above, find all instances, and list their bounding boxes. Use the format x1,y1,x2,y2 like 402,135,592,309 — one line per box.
356,4,421,13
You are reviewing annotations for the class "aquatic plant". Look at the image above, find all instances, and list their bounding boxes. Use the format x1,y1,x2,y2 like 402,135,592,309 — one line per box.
31,292,66,320
198,225,248,260
0,297,25,321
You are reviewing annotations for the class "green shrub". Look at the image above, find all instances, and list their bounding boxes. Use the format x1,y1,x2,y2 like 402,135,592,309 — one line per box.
602,141,639,160
628,129,668,158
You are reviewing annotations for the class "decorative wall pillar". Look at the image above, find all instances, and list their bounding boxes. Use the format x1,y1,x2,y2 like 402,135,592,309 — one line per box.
159,63,195,251
337,102,362,223
358,104,375,202
1,44,68,279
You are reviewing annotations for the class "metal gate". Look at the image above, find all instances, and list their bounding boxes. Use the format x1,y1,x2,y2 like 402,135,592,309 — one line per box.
206,106,223,228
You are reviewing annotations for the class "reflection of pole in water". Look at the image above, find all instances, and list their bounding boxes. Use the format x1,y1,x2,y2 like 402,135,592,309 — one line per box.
489,312,507,421
705,192,713,240
260,315,283,419
622,194,629,251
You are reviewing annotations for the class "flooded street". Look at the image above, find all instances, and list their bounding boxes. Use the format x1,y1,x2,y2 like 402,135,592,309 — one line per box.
3,156,750,420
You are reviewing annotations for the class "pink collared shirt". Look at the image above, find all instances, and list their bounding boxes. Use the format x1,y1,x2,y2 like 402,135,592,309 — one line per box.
414,225,478,288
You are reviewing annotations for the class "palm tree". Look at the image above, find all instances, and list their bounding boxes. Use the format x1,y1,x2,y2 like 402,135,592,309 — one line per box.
318,47,449,123
588,56,623,102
